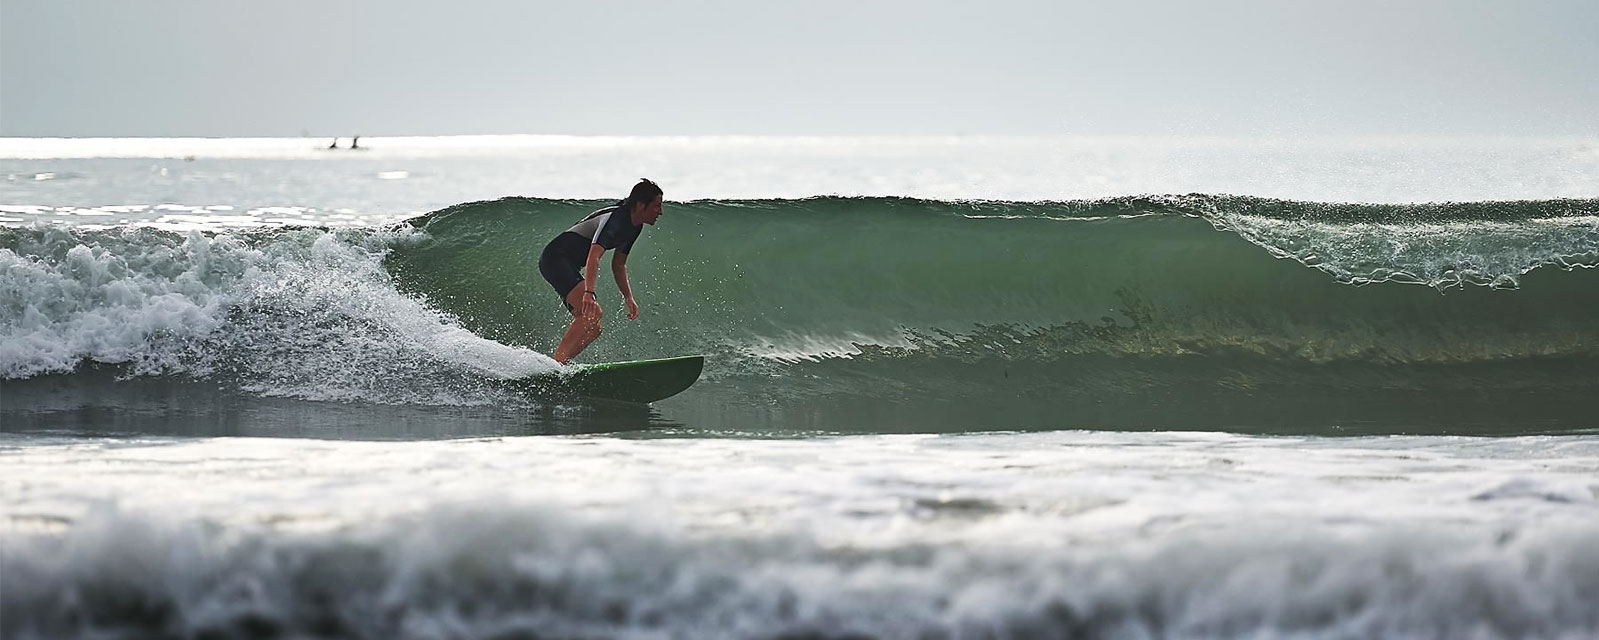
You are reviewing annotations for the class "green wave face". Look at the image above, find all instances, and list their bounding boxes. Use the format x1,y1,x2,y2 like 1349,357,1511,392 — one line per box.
384,196,1599,434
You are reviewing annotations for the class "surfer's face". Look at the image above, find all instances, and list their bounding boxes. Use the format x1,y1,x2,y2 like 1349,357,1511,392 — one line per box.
636,195,663,225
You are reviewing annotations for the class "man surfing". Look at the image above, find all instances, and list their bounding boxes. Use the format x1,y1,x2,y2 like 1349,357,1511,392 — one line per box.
538,179,664,364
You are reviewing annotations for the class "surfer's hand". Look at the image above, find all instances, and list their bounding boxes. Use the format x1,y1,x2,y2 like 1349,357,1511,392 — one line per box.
625,296,640,320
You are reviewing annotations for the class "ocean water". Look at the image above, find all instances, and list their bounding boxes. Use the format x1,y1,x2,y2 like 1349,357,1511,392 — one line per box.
3,135,1598,639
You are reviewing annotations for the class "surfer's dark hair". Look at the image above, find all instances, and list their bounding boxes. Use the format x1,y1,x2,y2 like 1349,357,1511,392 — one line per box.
621,178,663,209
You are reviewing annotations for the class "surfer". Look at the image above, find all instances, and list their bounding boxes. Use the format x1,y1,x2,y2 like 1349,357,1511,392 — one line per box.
539,178,664,364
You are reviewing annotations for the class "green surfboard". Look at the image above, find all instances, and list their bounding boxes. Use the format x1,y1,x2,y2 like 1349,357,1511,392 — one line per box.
512,355,704,404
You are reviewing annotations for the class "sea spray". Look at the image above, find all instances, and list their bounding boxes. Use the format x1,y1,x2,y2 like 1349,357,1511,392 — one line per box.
0,224,556,403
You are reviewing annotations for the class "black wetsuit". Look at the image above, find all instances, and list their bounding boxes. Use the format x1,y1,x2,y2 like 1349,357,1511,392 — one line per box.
538,205,643,307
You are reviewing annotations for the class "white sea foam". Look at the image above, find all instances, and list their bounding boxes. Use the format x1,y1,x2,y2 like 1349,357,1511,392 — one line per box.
0,225,557,400
1220,214,1599,289
4,432,1597,639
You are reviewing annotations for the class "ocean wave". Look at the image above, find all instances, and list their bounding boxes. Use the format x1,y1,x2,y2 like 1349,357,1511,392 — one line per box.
388,196,1599,365
5,501,1597,640
4,195,1599,433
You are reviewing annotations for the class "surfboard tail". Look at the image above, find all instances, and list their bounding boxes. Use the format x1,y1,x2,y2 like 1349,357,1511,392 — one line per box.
512,355,704,404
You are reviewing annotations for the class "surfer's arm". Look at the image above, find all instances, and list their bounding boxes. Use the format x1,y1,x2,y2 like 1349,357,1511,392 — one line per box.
582,244,606,292
612,252,639,319
578,244,606,313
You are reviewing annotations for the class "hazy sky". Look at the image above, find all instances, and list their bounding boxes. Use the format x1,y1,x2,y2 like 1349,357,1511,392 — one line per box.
3,0,1597,137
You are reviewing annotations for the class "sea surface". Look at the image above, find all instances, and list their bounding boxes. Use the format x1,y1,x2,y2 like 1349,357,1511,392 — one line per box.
3,135,1598,639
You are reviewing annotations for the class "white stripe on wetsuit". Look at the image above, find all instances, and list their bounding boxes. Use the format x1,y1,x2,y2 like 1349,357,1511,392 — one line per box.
565,210,613,242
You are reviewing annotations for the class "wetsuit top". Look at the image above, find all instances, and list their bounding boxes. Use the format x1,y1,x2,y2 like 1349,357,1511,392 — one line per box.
547,205,642,265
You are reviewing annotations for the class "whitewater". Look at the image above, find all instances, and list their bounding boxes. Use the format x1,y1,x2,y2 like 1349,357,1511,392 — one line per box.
3,135,1598,639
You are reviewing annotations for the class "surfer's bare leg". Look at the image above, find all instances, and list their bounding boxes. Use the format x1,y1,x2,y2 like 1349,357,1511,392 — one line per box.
553,286,603,364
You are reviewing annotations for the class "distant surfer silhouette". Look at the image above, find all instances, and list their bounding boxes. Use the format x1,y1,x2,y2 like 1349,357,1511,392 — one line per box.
350,136,360,150
539,179,664,364
327,138,340,149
